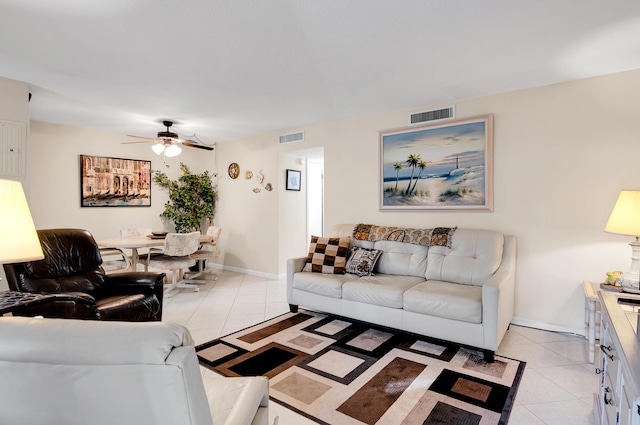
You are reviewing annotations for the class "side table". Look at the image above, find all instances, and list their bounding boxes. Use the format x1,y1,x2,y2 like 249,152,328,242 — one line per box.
0,291,57,316
583,280,601,363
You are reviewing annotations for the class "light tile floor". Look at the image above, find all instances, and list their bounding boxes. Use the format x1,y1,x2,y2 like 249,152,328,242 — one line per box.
164,270,597,425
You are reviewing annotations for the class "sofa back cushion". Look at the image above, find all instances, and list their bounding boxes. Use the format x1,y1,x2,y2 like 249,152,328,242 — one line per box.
15,228,107,295
26,228,102,278
425,229,503,286
373,240,428,277
0,317,215,425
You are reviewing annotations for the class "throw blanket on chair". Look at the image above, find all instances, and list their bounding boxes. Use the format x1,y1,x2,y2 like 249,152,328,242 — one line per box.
353,224,456,248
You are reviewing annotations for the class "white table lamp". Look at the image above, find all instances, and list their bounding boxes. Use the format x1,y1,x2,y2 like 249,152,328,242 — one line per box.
0,179,44,263
605,190,640,291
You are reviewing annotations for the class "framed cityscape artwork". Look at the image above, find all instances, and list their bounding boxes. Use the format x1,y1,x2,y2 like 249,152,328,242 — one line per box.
80,155,151,207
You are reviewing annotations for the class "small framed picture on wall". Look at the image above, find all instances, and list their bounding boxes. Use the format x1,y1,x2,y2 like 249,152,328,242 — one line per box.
286,169,301,191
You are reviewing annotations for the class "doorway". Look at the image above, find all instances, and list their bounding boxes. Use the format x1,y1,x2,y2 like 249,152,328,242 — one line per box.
277,147,324,274
306,156,324,241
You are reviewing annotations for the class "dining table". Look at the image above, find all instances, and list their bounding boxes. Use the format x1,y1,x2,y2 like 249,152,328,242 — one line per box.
97,234,213,270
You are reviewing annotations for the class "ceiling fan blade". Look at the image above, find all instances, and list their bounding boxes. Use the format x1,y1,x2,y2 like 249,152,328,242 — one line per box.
182,140,214,151
126,134,157,140
121,140,156,144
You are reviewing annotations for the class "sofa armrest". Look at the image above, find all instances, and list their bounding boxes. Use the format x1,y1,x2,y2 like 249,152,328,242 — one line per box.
207,376,269,425
105,272,165,300
481,235,516,350
11,292,99,319
286,257,307,302
106,272,165,288
165,346,213,425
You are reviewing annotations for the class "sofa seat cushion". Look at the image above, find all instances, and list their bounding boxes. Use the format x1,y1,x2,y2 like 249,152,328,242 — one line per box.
292,272,358,298
343,275,426,309
403,280,482,324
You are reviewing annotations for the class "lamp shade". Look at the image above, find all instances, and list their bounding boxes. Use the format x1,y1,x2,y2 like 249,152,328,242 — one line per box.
0,179,44,262
605,190,640,236
164,144,182,157
151,143,165,155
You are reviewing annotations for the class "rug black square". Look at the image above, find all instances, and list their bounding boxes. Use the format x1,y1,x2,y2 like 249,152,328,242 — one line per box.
196,311,525,425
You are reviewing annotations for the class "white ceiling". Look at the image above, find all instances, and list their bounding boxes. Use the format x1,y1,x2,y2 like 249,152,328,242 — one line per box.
1,0,640,143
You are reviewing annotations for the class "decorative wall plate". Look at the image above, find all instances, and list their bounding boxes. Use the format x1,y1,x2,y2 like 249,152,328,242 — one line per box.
245,170,253,179
228,163,240,179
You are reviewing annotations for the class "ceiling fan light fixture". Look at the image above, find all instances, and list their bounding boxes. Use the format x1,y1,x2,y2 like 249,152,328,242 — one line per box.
165,144,182,157
151,143,165,155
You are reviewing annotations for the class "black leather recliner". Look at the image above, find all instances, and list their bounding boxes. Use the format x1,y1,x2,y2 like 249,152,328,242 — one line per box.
3,228,166,321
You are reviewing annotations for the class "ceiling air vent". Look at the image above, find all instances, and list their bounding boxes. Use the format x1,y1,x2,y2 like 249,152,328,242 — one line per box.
279,131,304,144
409,106,455,125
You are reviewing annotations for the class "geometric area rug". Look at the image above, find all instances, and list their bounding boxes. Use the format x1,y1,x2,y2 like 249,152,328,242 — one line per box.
196,310,526,425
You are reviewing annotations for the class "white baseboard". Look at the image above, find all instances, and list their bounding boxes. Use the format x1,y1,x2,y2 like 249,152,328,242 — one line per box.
217,264,282,280
511,316,585,338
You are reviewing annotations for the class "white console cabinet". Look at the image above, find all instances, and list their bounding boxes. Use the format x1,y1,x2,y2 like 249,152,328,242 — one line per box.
596,291,640,425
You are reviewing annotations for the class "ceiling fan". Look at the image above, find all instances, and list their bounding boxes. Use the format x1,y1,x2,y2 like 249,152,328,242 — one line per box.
122,120,214,157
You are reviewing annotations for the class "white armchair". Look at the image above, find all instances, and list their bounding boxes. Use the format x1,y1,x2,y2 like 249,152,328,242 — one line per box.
0,317,271,425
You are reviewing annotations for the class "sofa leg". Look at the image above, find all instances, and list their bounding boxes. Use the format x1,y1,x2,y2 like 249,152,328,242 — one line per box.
483,350,495,363
289,304,298,313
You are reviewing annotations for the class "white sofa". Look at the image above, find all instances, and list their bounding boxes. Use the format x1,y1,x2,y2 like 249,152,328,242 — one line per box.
0,316,270,425
287,224,516,361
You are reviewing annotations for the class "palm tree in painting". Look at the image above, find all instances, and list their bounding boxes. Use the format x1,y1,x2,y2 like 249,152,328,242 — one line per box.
393,163,402,192
404,154,421,195
409,159,428,195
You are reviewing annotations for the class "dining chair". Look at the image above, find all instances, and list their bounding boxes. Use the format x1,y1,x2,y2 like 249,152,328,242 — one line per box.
118,228,153,270
140,232,202,292
187,226,222,281
99,247,132,274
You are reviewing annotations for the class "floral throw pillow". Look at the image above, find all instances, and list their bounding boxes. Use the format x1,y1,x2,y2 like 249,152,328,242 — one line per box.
346,246,382,277
302,236,351,274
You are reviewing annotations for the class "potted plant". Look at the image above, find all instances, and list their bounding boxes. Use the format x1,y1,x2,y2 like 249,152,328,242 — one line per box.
152,163,216,233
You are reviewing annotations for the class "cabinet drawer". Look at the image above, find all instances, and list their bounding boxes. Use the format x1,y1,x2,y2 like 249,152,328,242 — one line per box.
602,326,620,396
603,372,618,425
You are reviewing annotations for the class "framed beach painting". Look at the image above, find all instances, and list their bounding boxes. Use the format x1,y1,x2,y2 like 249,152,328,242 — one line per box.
380,114,493,211
80,155,151,207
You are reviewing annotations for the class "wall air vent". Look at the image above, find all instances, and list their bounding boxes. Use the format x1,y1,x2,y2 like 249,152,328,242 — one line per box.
279,131,304,144
409,106,455,125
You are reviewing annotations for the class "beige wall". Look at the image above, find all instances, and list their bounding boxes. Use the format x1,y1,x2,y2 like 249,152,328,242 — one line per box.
214,132,280,276
278,152,308,272
0,77,30,290
0,76,29,122
217,68,640,333
25,120,218,265
5,69,640,332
